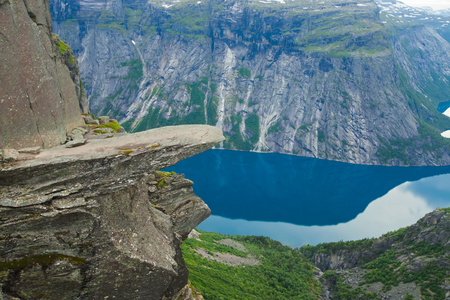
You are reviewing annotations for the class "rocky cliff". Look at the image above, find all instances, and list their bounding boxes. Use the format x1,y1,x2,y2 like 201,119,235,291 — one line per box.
301,208,450,299
0,1,225,298
0,125,224,299
0,0,87,150
49,0,450,166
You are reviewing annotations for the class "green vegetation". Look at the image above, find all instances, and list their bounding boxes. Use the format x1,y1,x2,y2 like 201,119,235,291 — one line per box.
53,34,77,64
238,67,251,79
206,84,218,125
127,78,214,133
120,119,134,132
301,238,376,259
54,38,70,55
183,78,208,125
374,62,450,164
97,120,121,132
301,209,450,299
119,59,143,90
0,254,85,271
97,10,127,34
182,230,322,299
322,271,378,299
361,249,401,291
268,120,281,135
317,130,325,143
297,11,390,57
156,171,175,189
125,8,143,31
119,149,134,155
93,129,108,134
245,114,260,144
224,114,256,151
161,5,209,37
376,119,450,165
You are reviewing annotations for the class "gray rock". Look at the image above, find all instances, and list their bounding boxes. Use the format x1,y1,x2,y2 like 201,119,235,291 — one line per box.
0,149,19,162
67,127,87,141
98,116,110,124
83,115,99,125
306,208,450,299
18,146,41,154
50,0,450,166
65,138,87,148
0,0,84,150
0,125,224,299
52,197,86,209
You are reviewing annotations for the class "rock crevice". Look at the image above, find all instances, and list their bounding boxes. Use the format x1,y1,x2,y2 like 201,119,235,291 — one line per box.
0,125,224,299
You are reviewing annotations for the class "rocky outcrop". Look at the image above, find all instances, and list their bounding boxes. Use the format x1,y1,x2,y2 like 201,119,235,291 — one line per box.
301,208,450,299
53,34,90,114
0,0,84,150
49,0,450,166
0,125,224,299
0,1,224,298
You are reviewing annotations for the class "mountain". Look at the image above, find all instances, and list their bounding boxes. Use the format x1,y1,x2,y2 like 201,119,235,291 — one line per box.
49,0,450,166
181,208,450,299
375,0,450,42
301,208,450,299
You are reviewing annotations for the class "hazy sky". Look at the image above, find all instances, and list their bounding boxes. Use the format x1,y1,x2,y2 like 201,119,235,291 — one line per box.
400,0,450,10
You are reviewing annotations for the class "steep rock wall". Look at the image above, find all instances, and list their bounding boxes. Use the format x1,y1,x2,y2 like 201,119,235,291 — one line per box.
301,208,450,299
50,0,450,166
0,0,84,150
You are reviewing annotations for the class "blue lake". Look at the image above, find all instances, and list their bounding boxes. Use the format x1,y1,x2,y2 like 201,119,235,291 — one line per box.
166,149,450,246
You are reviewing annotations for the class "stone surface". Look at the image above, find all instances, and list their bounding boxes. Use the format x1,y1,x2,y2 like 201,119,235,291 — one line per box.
304,208,450,299
83,115,99,125
65,138,87,148
0,125,224,299
0,0,84,149
50,0,450,166
66,127,87,141
98,116,110,124
0,149,19,162
18,146,41,154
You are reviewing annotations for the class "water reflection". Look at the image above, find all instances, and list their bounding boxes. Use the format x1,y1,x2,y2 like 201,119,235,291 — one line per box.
167,150,450,226
197,177,448,246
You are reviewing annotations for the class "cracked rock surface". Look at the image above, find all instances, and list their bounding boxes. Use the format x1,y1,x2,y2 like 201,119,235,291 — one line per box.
0,125,224,299
0,0,84,149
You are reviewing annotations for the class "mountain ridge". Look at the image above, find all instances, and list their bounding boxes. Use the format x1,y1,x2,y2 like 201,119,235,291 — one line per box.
50,0,450,166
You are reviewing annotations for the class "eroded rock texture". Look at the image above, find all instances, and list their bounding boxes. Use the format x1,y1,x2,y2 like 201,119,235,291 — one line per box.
0,0,84,149
0,125,224,299
49,0,450,166
302,209,450,299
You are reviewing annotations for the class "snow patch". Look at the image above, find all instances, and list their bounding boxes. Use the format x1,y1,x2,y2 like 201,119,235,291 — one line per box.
444,107,450,118
441,130,450,138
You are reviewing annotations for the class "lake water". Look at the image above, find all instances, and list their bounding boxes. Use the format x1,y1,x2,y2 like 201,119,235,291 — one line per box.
166,150,450,246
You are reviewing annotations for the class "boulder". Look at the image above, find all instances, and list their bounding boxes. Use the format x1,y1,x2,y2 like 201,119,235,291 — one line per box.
0,149,19,162
98,116,110,124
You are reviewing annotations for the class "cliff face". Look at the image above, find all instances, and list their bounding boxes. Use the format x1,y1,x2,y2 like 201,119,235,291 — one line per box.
0,125,224,299
0,0,85,150
301,208,450,299
0,1,225,298
49,0,450,166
